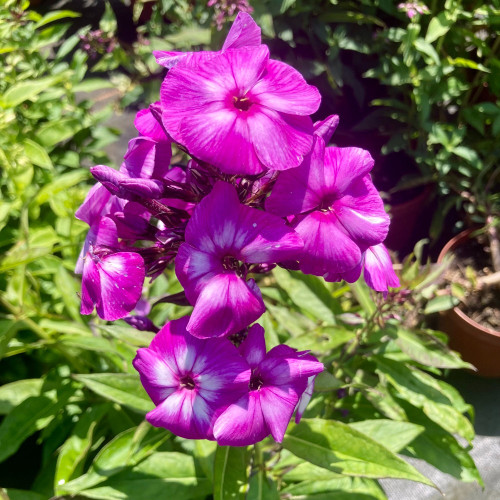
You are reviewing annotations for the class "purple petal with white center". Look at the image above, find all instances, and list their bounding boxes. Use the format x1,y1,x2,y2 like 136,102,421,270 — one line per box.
214,392,269,446
294,211,362,276
314,114,340,144
161,46,269,143
183,181,303,262
239,323,266,368
175,244,225,304
177,101,265,175
133,316,250,440
247,108,314,171
265,136,326,217
187,274,265,338
146,389,211,439
95,252,145,321
250,59,321,115
153,49,218,69
222,12,261,50
134,104,169,142
133,347,178,405
334,175,389,247
363,243,400,296
323,146,375,195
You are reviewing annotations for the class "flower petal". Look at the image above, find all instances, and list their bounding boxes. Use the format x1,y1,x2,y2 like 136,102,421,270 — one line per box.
260,385,298,442
314,114,340,144
80,257,100,315
265,136,326,217
175,244,224,303
187,274,265,338
146,389,211,439
248,107,314,171
239,323,266,368
324,146,375,194
335,176,390,247
96,252,145,321
250,59,321,115
363,243,400,295
134,104,169,142
294,211,362,276
214,392,268,446
222,12,261,51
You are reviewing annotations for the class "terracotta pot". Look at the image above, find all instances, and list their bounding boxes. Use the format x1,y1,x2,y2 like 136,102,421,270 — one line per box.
384,184,434,252
437,229,500,377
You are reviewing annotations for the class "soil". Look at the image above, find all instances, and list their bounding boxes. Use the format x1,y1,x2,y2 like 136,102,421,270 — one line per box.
446,234,500,331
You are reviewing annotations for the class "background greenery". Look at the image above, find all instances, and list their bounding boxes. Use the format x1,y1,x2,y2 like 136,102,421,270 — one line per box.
1,0,498,498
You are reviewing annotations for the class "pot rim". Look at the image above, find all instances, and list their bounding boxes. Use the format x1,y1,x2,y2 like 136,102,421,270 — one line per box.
438,228,500,336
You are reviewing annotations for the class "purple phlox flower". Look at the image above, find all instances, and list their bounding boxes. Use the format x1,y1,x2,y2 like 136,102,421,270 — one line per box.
265,133,390,280
175,181,303,338
363,243,400,298
213,324,324,446
153,12,260,69
110,201,156,241
80,218,145,321
161,44,321,175
133,316,250,440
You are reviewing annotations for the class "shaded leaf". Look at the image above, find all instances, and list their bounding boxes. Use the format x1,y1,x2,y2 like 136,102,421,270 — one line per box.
213,446,250,500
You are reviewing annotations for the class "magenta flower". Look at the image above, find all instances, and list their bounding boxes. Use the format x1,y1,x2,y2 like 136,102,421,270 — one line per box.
153,12,261,69
363,243,400,297
80,218,145,321
133,316,250,440
266,134,390,279
175,181,303,338
161,44,321,175
213,324,324,445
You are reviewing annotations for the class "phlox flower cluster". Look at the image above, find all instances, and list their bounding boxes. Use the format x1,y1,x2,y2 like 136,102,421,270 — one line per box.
75,13,400,445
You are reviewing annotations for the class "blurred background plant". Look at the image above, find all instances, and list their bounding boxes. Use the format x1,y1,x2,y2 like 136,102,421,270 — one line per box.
1,0,498,498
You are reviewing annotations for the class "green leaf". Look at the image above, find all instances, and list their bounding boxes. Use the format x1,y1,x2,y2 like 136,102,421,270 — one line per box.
282,477,386,499
35,169,88,204
349,280,376,315
425,12,452,43
76,452,211,500
36,118,85,147
392,327,472,369
55,405,110,493
213,446,250,500
97,324,155,347
0,385,74,463
282,419,434,486
348,420,424,453
0,320,22,361
0,75,64,107
34,9,80,28
74,373,153,414
403,406,482,485
23,139,53,170
73,79,116,92
375,357,475,442
272,268,339,324
0,378,44,415
424,294,460,314
1,489,46,500
414,39,440,65
61,424,169,494
248,471,280,500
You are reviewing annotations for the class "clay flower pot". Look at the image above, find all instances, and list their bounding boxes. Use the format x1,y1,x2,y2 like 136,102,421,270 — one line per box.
438,229,500,377
385,184,434,252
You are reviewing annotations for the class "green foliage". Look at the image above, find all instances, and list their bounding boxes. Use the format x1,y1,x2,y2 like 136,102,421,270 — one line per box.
0,1,487,499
